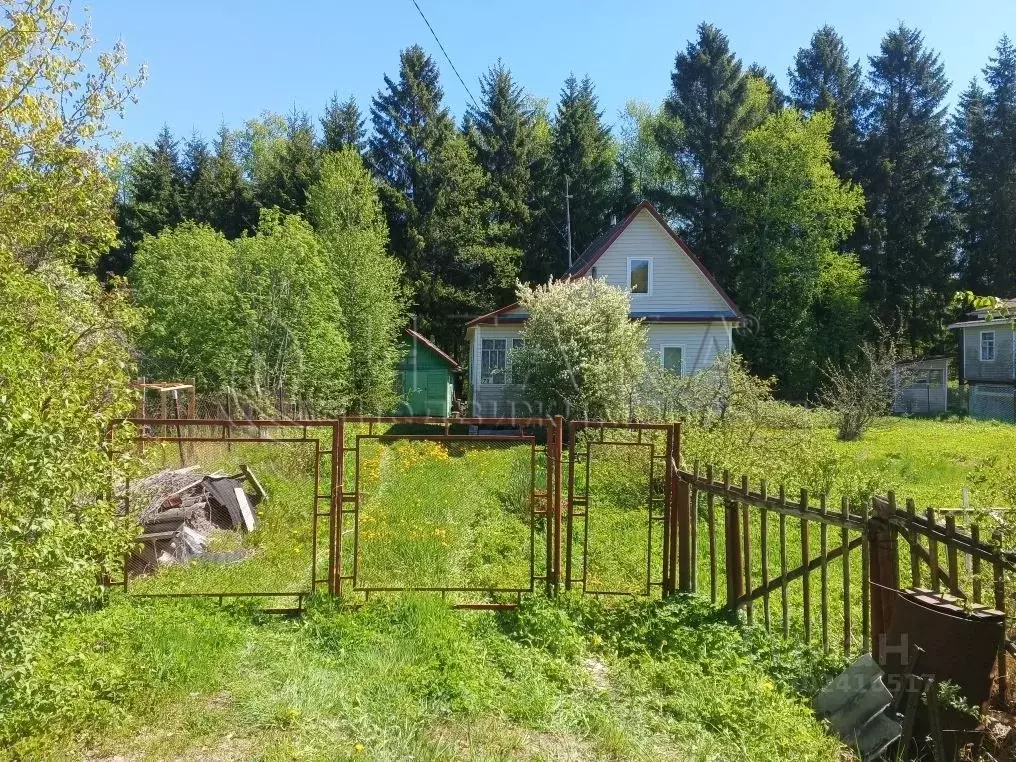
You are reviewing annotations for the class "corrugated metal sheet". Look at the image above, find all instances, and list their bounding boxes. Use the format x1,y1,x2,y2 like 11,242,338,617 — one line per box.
813,654,901,760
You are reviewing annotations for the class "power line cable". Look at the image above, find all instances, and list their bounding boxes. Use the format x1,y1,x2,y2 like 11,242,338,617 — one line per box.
409,0,479,110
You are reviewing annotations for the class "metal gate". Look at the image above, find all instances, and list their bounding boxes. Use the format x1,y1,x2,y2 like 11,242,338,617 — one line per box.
566,421,679,597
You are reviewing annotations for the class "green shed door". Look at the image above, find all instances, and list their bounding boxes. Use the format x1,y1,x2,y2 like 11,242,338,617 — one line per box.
425,371,450,416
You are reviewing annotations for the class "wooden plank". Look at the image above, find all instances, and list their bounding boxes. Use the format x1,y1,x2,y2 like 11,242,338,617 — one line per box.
927,508,940,592
801,488,811,644
820,494,829,653
742,475,752,625
841,496,851,655
780,485,789,638
972,523,982,604
862,506,871,654
945,515,959,590
994,530,1007,705
734,535,864,608
691,459,699,594
760,480,771,632
724,470,744,606
907,498,921,588
707,464,717,604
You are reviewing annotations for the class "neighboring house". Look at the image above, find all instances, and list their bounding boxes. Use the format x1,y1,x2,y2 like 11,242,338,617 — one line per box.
892,357,950,416
395,328,460,417
464,201,743,418
948,299,1016,422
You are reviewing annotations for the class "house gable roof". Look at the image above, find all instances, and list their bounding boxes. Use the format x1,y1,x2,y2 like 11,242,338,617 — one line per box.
403,328,460,370
466,201,742,327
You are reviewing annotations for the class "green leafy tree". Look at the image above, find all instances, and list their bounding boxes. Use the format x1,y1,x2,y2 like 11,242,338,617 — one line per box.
547,74,616,273
511,278,648,419
789,26,868,182
130,222,240,388
0,0,144,729
231,212,350,411
861,25,954,350
614,100,687,215
308,148,407,413
320,93,365,153
726,110,864,397
660,23,765,283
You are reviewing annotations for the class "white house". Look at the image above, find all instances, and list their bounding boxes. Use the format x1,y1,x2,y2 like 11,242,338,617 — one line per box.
464,201,743,417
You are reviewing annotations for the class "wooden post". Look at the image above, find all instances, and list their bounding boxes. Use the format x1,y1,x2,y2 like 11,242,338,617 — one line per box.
993,530,1008,705
677,478,692,593
842,496,852,655
760,480,770,632
801,488,811,644
868,496,897,662
723,470,744,607
742,475,753,624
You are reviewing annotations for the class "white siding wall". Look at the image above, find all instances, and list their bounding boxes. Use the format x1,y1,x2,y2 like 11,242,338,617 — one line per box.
589,210,730,313
645,323,732,374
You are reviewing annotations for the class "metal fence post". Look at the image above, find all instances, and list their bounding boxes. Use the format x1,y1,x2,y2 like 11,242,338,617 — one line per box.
330,420,343,597
552,415,564,594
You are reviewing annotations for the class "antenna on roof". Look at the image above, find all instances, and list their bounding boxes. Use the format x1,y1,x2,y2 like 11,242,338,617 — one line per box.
565,175,573,267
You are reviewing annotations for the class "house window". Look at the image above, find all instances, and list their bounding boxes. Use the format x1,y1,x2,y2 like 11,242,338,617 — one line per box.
628,258,651,294
981,331,996,362
661,346,683,375
480,338,507,384
507,338,525,384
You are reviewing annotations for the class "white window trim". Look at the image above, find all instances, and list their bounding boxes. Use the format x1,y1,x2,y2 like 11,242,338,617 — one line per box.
981,330,996,362
627,256,653,296
479,336,508,385
660,344,685,375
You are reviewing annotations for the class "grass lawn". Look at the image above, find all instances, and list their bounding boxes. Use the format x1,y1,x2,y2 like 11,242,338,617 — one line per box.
10,415,1014,760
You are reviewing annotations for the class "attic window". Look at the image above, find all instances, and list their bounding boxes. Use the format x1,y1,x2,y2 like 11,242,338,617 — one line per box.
981,331,996,362
628,258,651,294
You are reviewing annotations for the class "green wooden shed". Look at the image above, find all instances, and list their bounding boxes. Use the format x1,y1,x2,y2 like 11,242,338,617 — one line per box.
395,328,460,416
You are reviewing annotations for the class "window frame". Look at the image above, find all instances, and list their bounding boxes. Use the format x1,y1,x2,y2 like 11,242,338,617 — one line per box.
479,337,508,385
627,257,653,296
981,330,996,362
660,344,684,375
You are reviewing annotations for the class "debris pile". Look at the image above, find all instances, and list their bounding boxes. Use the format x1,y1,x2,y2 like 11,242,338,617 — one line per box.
127,465,266,575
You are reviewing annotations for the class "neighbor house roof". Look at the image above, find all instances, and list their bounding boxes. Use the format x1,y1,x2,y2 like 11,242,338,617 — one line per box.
466,201,742,327
403,328,460,370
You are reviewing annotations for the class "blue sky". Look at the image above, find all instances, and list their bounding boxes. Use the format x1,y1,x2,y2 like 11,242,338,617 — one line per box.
85,0,1016,146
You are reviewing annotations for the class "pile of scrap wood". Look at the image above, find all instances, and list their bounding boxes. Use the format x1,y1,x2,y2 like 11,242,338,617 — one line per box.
126,464,267,575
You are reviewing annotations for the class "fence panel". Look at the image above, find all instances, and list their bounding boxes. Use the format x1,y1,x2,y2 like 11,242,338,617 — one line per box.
566,421,678,597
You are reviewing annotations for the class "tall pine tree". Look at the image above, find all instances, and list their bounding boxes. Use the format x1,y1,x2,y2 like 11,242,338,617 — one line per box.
320,93,366,153
370,45,519,349
955,37,1016,297
861,25,954,349
660,23,764,284
545,74,615,276
207,124,257,238
789,26,867,182
255,110,321,215
465,63,542,258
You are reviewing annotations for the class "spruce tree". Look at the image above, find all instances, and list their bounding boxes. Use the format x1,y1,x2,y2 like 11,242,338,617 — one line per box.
660,23,764,283
369,45,519,348
321,93,366,153
207,124,257,238
255,110,321,215
957,37,1016,296
861,25,954,349
182,133,216,225
102,125,186,276
546,74,615,275
789,26,867,181
465,63,540,256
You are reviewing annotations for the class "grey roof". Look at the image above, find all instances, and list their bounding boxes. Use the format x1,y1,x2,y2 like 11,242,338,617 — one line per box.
562,221,623,277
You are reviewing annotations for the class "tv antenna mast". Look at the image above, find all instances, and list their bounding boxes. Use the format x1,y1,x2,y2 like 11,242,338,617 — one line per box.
565,175,573,267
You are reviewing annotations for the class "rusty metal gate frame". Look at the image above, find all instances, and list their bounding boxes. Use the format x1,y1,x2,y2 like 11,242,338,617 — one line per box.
119,418,330,612
566,421,680,597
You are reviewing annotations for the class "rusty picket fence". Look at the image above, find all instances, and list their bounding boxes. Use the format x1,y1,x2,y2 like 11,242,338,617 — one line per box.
669,462,1016,701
